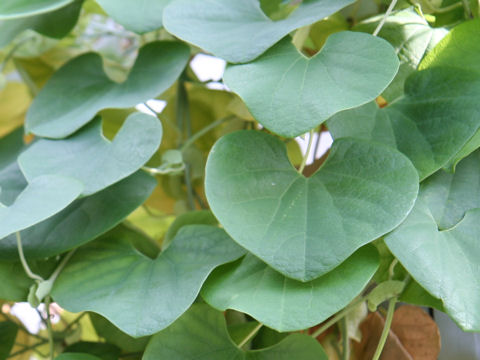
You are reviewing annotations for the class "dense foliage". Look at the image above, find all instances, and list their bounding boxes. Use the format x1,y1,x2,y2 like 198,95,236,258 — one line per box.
0,0,478,359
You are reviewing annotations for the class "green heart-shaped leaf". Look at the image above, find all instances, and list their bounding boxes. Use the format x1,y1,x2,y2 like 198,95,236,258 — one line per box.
0,128,27,205
52,225,245,337
26,41,190,138
0,171,156,259
96,0,170,34
386,150,480,331
0,0,73,19
20,113,162,196
163,0,353,63
0,0,83,47
0,175,82,239
328,67,480,180
205,131,418,281
354,8,447,101
201,245,378,331
224,32,398,137
143,304,327,360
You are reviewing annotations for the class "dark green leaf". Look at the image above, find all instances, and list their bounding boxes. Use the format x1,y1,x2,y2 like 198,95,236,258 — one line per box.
224,32,398,137
63,342,121,360
0,322,18,359
55,354,102,360
143,304,328,359
163,0,354,63
202,245,379,331
205,131,418,281
20,113,162,195
26,41,190,138
0,171,156,259
52,225,245,337
0,128,27,206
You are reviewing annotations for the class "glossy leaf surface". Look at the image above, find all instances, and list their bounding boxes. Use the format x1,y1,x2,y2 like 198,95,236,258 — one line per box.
143,304,328,359
52,225,245,337
202,245,378,331
224,32,398,137
26,41,190,138
20,113,162,195
163,0,354,63
205,131,418,281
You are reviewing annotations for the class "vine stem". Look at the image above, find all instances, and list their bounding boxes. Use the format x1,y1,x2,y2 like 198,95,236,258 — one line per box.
311,296,365,338
44,296,54,360
238,323,263,348
298,129,315,174
7,340,48,358
372,297,397,360
16,232,44,282
180,116,232,152
48,250,76,284
341,317,349,360
373,0,398,36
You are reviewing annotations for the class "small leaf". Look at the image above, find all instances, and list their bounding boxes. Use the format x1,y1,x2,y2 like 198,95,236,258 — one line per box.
26,41,190,138
52,225,245,337
20,113,162,196
367,280,405,312
143,304,328,360
163,0,354,63
0,175,82,239
202,245,379,332
224,32,399,137
0,0,73,19
0,171,156,259
205,131,418,281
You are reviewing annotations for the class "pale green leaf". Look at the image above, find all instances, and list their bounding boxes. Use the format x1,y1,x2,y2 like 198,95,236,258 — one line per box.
224,32,398,137
205,131,418,281
0,0,73,19
202,245,378,332
163,0,354,63
26,41,190,138
52,225,245,337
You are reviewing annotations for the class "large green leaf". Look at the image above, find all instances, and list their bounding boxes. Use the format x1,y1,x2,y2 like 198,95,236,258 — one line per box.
0,0,83,48
52,225,245,337
327,67,480,180
0,171,156,259
26,41,190,138
143,304,328,359
0,322,18,359
202,245,378,332
96,0,170,34
163,0,354,63
19,113,161,196
223,32,398,138
0,128,27,206
205,131,418,281
0,0,73,19
354,8,447,101
386,150,480,331
0,175,82,239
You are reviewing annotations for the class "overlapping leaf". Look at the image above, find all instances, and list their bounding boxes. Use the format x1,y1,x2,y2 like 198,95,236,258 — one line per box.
0,175,82,239
96,0,170,34
26,41,190,138
0,171,156,259
205,131,418,281
20,113,162,195
0,0,73,19
52,225,245,337
386,150,480,331
163,0,354,63
0,0,83,47
202,245,378,331
0,128,27,206
143,304,327,360
355,8,447,101
224,32,398,137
